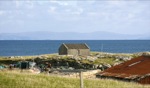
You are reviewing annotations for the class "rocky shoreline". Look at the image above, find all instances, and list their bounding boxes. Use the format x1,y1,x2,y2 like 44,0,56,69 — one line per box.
0,52,150,78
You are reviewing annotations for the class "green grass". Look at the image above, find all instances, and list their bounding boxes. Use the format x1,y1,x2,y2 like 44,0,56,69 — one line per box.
92,58,117,65
0,71,150,88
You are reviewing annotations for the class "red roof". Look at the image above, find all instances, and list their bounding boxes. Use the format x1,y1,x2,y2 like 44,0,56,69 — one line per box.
99,56,150,78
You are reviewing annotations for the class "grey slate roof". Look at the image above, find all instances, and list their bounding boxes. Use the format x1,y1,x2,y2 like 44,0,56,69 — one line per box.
63,43,89,49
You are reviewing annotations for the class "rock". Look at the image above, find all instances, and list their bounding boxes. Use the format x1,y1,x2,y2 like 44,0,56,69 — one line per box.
52,70,60,74
113,62,122,66
142,52,150,56
87,56,97,61
115,56,132,61
68,67,75,70
115,59,119,61
97,64,104,71
60,66,67,70
93,64,99,69
103,64,111,69
9,56,15,59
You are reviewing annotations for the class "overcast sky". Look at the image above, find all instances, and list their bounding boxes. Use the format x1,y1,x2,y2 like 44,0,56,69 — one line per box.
0,0,150,35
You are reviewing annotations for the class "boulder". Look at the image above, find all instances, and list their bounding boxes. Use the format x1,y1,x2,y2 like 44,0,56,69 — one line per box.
142,52,150,56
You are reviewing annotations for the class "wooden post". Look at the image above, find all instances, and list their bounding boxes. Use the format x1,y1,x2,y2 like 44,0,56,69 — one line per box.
80,71,84,88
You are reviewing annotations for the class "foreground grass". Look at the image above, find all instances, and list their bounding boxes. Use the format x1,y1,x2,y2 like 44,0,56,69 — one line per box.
0,71,150,88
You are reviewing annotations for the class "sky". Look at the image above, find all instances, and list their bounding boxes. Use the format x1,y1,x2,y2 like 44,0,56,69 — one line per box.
0,0,150,35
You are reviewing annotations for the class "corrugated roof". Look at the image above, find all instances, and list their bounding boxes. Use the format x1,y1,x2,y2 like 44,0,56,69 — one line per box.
63,43,89,49
98,56,150,79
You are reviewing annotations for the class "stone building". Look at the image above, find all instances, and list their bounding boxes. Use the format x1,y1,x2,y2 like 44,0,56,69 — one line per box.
58,43,90,56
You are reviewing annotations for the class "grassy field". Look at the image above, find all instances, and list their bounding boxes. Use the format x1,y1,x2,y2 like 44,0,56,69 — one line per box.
0,70,150,88
0,52,147,88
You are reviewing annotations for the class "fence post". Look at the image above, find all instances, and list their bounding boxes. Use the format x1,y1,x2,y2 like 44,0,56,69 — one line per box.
80,71,84,88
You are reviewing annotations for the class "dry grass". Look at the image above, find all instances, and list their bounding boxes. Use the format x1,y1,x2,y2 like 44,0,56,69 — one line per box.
0,70,150,88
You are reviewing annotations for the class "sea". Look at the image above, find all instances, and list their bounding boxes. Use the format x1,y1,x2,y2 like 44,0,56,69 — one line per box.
0,40,149,56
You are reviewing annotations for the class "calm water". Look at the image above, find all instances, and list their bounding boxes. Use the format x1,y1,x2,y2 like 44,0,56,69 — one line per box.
0,40,149,56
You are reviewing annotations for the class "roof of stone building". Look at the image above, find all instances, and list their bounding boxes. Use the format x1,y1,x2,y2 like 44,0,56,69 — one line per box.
63,43,90,49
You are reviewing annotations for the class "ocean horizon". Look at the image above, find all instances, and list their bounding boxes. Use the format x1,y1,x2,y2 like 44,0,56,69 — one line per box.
0,40,149,56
